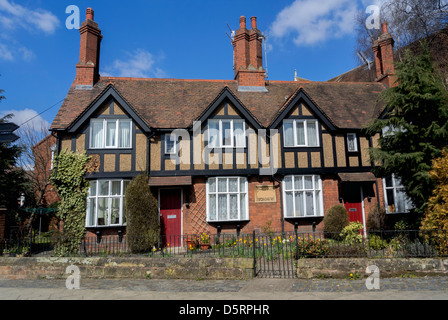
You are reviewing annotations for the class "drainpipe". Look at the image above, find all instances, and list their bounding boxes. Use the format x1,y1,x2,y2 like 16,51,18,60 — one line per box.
272,175,284,234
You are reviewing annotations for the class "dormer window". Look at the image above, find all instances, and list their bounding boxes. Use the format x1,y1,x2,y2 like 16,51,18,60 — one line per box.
90,119,132,149
208,119,246,148
347,133,358,152
283,119,319,147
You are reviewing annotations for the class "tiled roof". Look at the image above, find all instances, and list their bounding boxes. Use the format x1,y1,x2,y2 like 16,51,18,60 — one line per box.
51,77,386,131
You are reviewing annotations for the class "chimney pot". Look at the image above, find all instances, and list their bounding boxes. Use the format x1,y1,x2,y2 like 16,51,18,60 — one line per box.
86,8,94,21
239,16,246,29
251,17,257,29
381,22,388,34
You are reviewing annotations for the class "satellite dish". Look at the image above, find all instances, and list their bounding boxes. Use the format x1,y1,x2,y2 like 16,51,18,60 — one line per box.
357,51,373,70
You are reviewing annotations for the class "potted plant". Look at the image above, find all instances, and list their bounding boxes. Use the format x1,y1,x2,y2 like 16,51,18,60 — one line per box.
199,233,210,250
185,236,198,250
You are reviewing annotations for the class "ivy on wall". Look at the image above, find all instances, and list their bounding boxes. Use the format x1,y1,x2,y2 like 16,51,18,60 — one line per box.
50,150,98,256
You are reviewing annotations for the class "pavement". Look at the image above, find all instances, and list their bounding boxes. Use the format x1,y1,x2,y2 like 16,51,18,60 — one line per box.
1,276,448,300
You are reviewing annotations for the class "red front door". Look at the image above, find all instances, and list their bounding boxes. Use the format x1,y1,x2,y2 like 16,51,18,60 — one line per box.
159,189,182,247
343,184,363,224
344,200,363,223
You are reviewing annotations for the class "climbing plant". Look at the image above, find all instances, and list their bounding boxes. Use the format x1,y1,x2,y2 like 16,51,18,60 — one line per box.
50,150,97,256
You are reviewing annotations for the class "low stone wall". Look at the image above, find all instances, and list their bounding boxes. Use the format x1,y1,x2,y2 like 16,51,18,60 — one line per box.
296,258,448,279
0,257,254,280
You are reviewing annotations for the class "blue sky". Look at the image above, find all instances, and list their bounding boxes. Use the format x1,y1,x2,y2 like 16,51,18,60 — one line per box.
0,0,375,130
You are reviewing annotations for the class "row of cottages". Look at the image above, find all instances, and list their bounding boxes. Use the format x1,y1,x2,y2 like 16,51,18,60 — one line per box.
50,8,410,239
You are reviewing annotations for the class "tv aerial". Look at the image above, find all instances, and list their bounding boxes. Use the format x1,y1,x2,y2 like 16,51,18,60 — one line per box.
226,23,235,42
357,51,373,70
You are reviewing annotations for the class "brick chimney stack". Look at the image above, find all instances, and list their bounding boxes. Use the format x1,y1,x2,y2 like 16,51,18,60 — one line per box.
372,22,396,87
75,7,102,88
232,16,266,91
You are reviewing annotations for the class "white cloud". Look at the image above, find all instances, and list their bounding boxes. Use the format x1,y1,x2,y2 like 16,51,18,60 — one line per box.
0,108,50,130
102,49,167,78
0,43,14,60
0,0,59,61
269,0,358,46
0,0,59,34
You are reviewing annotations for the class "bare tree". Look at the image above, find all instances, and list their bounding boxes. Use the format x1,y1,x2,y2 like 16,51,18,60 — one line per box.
355,0,448,64
16,122,57,231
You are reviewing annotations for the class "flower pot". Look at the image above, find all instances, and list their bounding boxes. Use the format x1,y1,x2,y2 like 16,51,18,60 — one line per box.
185,239,198,249
200,243,210,250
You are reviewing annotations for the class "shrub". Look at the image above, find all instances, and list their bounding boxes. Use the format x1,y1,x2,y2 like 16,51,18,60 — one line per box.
421,148,448,255
368,234,388,251
323,205,349,239
366,204,386,231
340,221,364,245
296,237,329,258
125,175,160,253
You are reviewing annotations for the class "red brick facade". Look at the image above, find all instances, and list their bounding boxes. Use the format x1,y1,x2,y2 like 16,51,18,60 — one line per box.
179,175,387,235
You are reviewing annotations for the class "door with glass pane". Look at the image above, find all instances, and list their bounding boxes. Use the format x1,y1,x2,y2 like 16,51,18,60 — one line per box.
159,188,182,247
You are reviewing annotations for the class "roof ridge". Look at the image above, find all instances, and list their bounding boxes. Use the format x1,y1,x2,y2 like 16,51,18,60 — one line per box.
100,76,236,83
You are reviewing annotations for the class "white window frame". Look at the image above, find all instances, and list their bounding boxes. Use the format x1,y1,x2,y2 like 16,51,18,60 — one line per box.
89,119,132,149
165,134,177,155
283,119,320,147
206,177,249,222
347,133,358,152
383,174,413,214
207,119,246,148
86,179,130,227
49,144,56,170
282,175,323,218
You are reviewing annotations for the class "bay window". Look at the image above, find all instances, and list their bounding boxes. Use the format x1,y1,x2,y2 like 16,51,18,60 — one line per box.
208,119,246,148
207,177,248,221
86,179,130,227
283,119,319,147
90,119,132,149
283,175,323,217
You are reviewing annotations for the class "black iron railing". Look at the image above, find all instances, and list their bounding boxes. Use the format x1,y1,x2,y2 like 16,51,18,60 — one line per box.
1,229,447,260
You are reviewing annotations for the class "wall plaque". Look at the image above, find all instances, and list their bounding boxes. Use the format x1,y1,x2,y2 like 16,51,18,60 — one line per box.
255,185,276,203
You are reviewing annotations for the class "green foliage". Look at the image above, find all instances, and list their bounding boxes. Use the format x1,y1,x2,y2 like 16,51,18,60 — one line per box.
0,114,30,221
368,234,388,250
340,221,364,245
125,174,160,253
295,237,329,258
323,205,349,239
366,42,448,216
50,150,91,256
421,148,448,254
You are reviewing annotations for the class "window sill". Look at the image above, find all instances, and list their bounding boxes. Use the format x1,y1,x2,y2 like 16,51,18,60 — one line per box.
88,148,132,151
86,224,127,228
284,215,323,219
207,219,250,223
